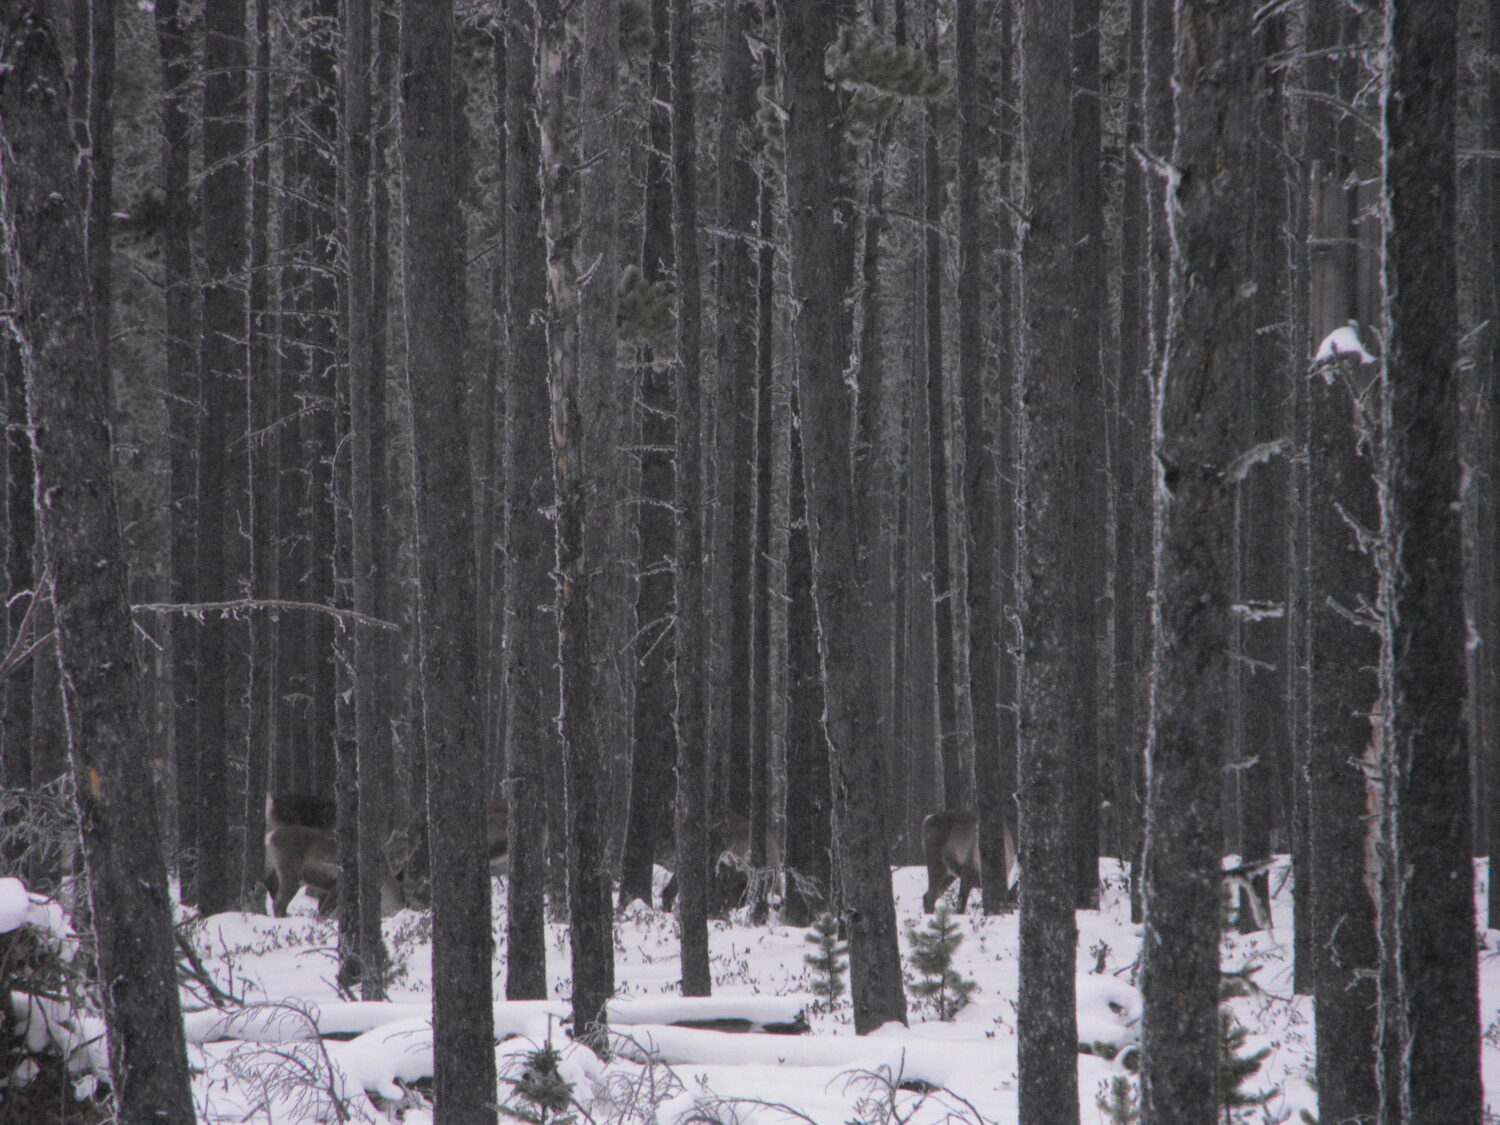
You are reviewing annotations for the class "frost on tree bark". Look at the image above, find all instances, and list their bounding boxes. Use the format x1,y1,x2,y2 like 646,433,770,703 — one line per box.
399,0,498,1113
502,0,554,1000
1068,0,1103,912
0,9,196,1122
537,0,615,1047
957,0,1011,916
1140,3,1251,1125
193,0,249,916
1015,0,1079,1119
1305,355,1379,1125
618,0,676,916
1376,2,1481,1121
779,0,906,1034
670,0,710,999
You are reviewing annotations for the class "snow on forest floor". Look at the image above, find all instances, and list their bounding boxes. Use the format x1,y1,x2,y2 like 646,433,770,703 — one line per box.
17,858,1500,1123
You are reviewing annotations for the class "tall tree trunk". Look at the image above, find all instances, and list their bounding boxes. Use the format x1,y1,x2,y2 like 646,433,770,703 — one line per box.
1376,4,1480,1120
154,0,198,891
537,0,615,1046
193,0,250,915
780,0,907,1035
1116,0,1147,921
1306,353,1380,1125
1068,0,1103,911
1139,4,1251,1124
670,0,709,996
0,11,196,1120
242,0,276,909
1235,6,1289,934
400,0,498,1113
502,0,552,1000
923,30,962,812
959,0,1009,916
344,0,388,998
617,0,675,917
1016,0,1080,1118
712,0,760,908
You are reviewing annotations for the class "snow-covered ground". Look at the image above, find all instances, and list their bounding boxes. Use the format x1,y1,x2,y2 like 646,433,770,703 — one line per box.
10,858,1500,1123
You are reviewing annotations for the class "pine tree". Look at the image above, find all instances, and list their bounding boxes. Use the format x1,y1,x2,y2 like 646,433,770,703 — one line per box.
905,904,979,1021
803,913,848,1009
1096,1076,1140,1125
1217,1010,1271,1120
500,1041,577,1125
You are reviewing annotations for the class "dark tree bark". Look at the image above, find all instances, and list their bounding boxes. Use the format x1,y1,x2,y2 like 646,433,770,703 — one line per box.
1139,4,1251,1124
780,0,907,1035
344,0,388,998
400,0,498,1113
537,0,615,1047
670,0,709,997
1233,7,1289,935
1067,0,1103,911
711,0,761,911
502,0,552,1001
74,0,110,384
1482,0,1500,937
1376,3,1481,1120
242,0,276,908
958,0,1010,917
193,0,250,915
618,0,675,917
1116,0,1147,920
1306,354,1380,1125
304,0,339,797
0,10,196,1121
1015,0,1079,1119
0,256,32,873
923,22,962,812
154,0,198,889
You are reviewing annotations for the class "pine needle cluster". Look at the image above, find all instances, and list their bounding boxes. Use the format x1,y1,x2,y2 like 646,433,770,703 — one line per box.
617,264,675,345
499,1041,577,1125
904,904,978,1021
803,912,848,1009
824,26,952,99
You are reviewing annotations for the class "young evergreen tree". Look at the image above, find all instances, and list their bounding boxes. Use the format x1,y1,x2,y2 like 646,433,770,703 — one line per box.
804,912,849,1010
905,904,978,1021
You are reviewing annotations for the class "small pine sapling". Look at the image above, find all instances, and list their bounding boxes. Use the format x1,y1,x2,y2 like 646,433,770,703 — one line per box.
1096,1075,1140,1125
1218,1009,1272,1122
803,912,848,1010
499,1040,576,1125
905,903,978,1020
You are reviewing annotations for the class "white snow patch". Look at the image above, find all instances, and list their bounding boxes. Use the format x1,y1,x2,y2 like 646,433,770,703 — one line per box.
1314,324,1376,364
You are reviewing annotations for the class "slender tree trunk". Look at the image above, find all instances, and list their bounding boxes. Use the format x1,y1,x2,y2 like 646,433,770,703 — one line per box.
502,0,552,1000
344,0,388,998
1306,353,1380,1125
194,0,250,915
780,0,907,1035
713,0,760,908
154,0,198,891
242,0,276,909
1068,0,1103,911
669,0,709,996
537,0,615,1046
617,0,675,916
923,42,962,812
1139,5,1251,1124
400,0,498,1112
959,0,1008,916
0,12,196,1120
1376,4,1480,1120
1016,0,1080,1118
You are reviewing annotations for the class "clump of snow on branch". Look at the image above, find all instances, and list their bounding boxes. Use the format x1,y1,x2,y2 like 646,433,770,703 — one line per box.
1313,323,1375,365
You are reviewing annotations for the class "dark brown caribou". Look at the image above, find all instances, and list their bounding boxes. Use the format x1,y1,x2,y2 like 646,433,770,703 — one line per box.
920,809,1017,913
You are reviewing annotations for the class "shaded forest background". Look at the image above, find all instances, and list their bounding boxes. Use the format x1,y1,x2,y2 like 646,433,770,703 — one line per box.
0,0,1495,1121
